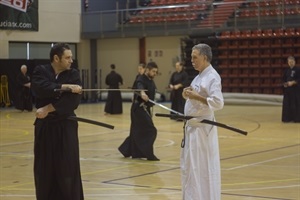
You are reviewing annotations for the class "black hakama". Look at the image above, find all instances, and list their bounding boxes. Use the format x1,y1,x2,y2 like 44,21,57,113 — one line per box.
282,66,300,122
31,64,84,200
118,74,159,160
104,71,123,114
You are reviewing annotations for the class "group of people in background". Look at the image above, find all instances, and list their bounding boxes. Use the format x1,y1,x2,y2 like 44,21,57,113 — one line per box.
10,42,300,199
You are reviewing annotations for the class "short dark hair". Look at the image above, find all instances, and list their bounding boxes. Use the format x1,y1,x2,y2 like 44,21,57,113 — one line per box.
146,61,158,70
50,43,70,62
110,64,116,69
138,63,145,68
177,61,184,66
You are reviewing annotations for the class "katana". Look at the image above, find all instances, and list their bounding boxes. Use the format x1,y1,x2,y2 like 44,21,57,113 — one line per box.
146,99,247,136
133,91,183,115
148,98,184,116
155,113,247,136
54,88,147,92
134,92,247,135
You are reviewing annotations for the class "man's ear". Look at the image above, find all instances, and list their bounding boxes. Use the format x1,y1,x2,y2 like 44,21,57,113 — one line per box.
53,55,59,62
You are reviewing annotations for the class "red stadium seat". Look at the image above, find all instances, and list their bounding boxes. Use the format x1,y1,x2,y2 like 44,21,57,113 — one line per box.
220,31,231,39
240,49,250,58
261,59,272,68
231,30,241,38
273,28,284,37
262,29,273,37
240,30,251,38
284,28,295,36
240,59,250,67
251,29,262,38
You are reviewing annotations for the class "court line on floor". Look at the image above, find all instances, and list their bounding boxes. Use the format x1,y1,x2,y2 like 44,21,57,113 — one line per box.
223,184,300,192
225,153,300,170
223,178,300,187
222,191,295,200
221,143,300,161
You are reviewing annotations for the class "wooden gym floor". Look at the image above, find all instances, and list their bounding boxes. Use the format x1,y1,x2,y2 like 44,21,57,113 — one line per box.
0,102,299,200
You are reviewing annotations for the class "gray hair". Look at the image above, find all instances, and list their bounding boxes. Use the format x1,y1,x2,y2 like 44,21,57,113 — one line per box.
21,65,27,69
192,43,212,62
287,56,295,61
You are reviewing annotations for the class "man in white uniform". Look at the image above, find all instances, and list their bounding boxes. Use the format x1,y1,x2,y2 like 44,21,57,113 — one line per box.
181,43,224,200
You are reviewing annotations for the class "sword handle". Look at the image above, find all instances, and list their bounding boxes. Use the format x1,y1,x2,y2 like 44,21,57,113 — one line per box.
155,113,192,120
54,88,72,92
155,113,172,118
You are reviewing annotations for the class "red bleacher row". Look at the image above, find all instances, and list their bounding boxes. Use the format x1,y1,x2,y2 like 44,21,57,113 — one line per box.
129,3,207,23
149,0,201,6
129,0,299,24
219,28,300,39
241,0,300,17
240,8,300,17
217,27,299,94
129,12,199,23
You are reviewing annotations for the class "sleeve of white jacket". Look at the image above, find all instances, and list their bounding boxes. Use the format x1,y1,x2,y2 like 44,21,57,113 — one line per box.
206,75,224,111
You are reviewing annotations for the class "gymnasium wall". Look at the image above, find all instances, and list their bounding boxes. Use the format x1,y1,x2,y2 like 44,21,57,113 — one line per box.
0,0,189,101
97,36,184,96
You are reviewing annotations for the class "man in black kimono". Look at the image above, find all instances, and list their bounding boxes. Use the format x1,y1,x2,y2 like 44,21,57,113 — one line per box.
118,62,160,161
282,56,300,122
15,65,33,112
104,64,123,114
169,61,189,119
31,43,84,200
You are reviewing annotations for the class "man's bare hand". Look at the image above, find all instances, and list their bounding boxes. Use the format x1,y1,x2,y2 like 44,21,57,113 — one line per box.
62,84,82,94
182,86,192,99
35,104,55,119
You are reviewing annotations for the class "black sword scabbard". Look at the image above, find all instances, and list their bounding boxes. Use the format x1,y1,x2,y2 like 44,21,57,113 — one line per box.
201,119,247,135
68,116,114,129
46,114,114,129
155,113,247,136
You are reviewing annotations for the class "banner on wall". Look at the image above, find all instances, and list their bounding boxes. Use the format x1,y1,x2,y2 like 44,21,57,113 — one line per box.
0,0,38,31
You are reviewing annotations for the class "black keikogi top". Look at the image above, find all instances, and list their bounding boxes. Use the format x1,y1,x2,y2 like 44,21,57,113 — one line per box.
31,64,82,117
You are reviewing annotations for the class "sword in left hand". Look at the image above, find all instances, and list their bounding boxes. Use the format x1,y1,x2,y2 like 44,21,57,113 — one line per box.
146,98,247,136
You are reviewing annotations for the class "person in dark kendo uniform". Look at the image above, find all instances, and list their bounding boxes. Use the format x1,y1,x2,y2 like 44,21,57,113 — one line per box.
104,64,123,114
15,65,33,112
282,56,300,122
168,61,189,119
118,62,160,161
31,43,84,200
